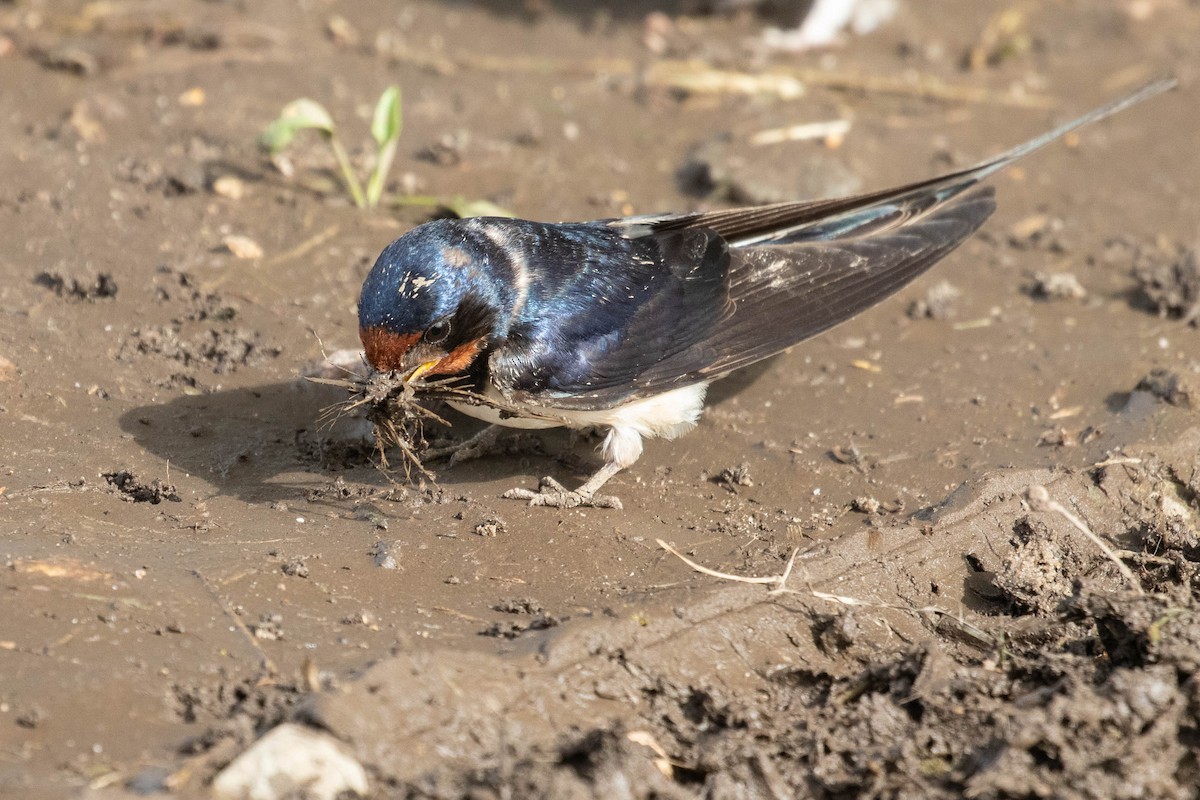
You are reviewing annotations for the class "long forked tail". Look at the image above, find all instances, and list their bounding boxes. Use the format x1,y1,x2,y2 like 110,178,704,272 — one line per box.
757,76,1179,246
645,77,1177,248
942,78,1177,184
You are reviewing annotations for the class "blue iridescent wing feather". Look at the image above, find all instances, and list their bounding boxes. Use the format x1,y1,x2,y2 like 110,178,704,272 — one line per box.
489,226,730,402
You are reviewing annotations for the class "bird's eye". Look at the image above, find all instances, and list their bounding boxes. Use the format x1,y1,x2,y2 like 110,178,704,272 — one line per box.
424,319,451,345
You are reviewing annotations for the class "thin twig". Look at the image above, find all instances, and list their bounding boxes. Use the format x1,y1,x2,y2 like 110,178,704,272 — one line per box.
769,547,800,596
656,539,994,646
380,46,1056,107
1116,548,1173,566
1089,456,1143,469
265,224,341,267
656,539,781,586
750,119,851,146
1024,485,1144,594
788,67,1055,107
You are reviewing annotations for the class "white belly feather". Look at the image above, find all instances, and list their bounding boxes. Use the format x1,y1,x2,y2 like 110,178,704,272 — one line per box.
447,382,709,468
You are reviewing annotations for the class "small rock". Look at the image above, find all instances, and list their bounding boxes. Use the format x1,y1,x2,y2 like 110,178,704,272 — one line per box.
492,597,545,615
830,443,863,467
371,540,400,569
326,14,360,47
1027,271,1086,301
1008,213,1051,242
679,133,860,204
68,98,117,143
177,86,206,107
223,235,264,260
642,11,674,54
851,496,881,514
281,559,309,578
480,614,560,639
103,470,181,504
212,175,246,199
16,705,46,729
1134,245,1200,325
35,44,99,76
1136,368,1199,410
250,612,284,641
211,723,368,800
814,611,861,653
35,270,118,302
713,463,754,492
474,517,507,537
341,610,378,627
908,280,962,319
353,505,389,529
418,130,469,166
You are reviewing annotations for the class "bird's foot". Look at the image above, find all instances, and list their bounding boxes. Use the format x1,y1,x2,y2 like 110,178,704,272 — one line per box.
422,427,543,468
502,476,623,510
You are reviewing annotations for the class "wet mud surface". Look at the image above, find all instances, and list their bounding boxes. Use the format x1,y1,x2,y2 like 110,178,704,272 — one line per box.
1,1,1199,797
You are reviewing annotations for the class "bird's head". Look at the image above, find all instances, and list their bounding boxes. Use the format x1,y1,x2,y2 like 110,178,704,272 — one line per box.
358,219,512,381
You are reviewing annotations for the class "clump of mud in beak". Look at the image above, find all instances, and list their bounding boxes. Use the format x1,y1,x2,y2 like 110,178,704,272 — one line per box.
311,368,454,481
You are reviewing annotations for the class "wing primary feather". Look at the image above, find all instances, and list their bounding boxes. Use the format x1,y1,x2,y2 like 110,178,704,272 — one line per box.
641,188,999,390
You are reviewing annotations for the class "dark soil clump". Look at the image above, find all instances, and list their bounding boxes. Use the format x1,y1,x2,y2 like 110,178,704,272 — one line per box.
102,469,181,503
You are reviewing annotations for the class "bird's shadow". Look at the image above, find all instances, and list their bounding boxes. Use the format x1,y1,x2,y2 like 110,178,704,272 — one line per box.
118,359,777,504
467,1,682,23
465,1,804,28
118,380,369,506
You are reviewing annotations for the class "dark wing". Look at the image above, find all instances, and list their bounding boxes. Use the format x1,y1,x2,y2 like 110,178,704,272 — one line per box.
489,228,733,407
673,188,997,382
608,78,1174,247
534,188,994,410
499,189,991,411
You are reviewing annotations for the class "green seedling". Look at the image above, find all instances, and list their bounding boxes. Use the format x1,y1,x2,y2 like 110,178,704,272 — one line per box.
262,86,403,209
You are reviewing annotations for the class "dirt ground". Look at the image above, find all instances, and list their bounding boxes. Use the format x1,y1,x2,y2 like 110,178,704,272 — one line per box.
2,1,1200,797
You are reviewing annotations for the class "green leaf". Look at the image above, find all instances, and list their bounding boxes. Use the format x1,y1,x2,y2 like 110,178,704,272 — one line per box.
370,86,403,148
260,98,336,152
366,86,404,207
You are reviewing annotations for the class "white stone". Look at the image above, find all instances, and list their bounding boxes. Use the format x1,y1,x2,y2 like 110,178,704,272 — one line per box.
212,723,368,800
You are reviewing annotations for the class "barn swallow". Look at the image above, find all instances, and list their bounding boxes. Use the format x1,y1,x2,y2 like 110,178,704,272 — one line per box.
358,79,1173,509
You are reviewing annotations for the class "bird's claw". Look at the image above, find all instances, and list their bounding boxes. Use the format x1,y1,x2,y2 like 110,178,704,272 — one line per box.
502,476,623,510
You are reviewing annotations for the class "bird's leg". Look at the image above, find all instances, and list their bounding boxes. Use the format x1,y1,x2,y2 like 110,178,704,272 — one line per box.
503,425,639,510
502,460,624,510
422,424,547,467
421,424,502,466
